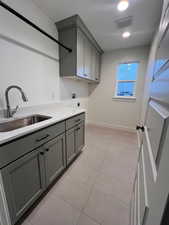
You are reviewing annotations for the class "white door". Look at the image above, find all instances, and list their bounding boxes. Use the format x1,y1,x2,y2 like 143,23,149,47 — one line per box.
137,7,169,224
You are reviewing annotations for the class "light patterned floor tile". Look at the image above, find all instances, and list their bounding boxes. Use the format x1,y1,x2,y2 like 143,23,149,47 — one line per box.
20,125,137,225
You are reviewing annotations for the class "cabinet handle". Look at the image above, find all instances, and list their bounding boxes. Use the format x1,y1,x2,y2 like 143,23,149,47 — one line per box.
36,134,50,142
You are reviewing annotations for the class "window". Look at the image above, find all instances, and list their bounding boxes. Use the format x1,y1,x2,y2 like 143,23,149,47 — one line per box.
115,62,139,98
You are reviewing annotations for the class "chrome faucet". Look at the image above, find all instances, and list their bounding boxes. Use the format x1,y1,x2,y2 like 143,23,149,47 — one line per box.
5,85,28,118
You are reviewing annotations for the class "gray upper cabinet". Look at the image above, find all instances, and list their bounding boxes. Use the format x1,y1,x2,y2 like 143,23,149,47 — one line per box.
1,148,45,225
44,133,66,187
56,15,103,83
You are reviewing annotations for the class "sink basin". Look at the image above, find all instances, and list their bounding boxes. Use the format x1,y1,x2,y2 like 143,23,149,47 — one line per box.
0,115,52,132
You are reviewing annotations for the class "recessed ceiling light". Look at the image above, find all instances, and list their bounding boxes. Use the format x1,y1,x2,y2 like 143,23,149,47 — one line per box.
117,0,129,12
122,31,131,38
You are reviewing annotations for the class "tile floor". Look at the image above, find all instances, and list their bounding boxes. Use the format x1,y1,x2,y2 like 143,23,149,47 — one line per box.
23,124,138,225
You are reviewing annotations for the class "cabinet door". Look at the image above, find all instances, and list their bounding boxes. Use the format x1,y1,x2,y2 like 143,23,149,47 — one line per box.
1,148,45,225
91,47,97,81
95,50,101,82
84,35,92,79
75,122,85,153
77,29,85,78
91,48,101,82
66,127,76,165
44,134,66,187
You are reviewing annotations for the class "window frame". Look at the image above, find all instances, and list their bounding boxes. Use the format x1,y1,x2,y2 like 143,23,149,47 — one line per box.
114,61,139,100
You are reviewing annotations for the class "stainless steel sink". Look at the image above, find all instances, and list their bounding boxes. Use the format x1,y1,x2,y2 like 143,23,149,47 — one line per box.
0,115,52,132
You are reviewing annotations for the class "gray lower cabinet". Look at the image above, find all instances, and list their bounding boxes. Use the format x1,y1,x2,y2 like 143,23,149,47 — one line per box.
44,133,66,187
1,148,45,225
1,134,66,225
66,122,85,165
66,127,76,165
75,122,85,153
0,113,85,225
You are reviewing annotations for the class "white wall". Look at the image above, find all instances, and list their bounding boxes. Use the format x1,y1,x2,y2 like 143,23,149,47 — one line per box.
88,46,150,131
0,0,89,112
0,0,151,129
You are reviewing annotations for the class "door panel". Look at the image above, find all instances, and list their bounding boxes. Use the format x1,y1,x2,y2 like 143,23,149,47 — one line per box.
95,50,101,81
143,135,156,195
84,35,92,78
91,48,101,82
44,134,66,187
75,122,85,153
139,149,149,225
91,46,96,81
130,193,135,225
146,101,169,163
137,165,140,225
66,127,76,165
134,175,138,225
77,29,85,77
151,63,169,105
1,149,45,224
154,19,169,75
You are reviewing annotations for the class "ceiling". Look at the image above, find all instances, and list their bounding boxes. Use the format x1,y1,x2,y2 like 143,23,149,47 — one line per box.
33,0,163,51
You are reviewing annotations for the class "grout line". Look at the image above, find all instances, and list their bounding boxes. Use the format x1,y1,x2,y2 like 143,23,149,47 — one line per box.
80,211,102,225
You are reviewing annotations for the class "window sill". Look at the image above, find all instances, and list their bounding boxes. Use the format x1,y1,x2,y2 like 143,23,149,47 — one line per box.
112,96,136,102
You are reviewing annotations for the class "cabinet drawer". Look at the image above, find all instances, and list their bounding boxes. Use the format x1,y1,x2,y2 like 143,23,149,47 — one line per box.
146,101,169,163
0,121,65,168
66,113,85,130
139,150,149,225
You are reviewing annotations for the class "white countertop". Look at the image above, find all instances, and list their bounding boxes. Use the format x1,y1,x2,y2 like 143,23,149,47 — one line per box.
0,104,85,145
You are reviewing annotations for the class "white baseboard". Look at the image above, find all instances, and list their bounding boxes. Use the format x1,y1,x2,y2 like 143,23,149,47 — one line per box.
87,121,136,133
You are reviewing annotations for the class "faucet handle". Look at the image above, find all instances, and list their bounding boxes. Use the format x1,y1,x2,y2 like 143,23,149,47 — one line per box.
11,105,19,116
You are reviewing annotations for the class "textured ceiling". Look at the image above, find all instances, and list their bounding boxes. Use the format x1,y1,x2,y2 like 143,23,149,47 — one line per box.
33,0,163,51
